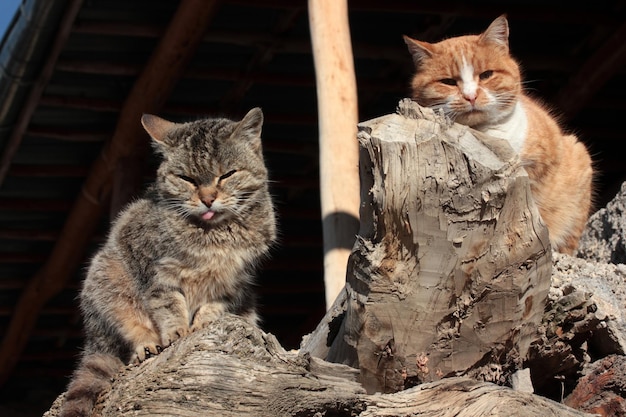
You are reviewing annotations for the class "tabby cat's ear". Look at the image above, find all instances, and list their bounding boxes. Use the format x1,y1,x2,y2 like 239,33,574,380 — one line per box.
403,35,434,67
232,107,264,152
141,114,177,146
479,15,509,50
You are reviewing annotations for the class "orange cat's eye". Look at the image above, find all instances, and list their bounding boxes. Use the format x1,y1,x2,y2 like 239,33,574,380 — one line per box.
439,78,457,86
479,70,493,80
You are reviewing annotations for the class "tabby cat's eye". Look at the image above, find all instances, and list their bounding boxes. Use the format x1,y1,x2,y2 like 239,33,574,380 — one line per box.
479,70,494,80
219,170,237,181
177,174,197,185
439,78,457,86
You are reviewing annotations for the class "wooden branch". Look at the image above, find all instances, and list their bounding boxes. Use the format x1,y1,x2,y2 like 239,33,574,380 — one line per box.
0,0,219,386
303,100,552,394
44,314,590,417
308,0,360,308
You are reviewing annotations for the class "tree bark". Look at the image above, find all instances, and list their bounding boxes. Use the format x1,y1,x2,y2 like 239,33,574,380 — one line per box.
302,99,553,394
45,314,590,417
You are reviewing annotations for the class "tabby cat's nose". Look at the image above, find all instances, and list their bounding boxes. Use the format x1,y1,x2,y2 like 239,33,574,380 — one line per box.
199,186,218,207
202,195,216,207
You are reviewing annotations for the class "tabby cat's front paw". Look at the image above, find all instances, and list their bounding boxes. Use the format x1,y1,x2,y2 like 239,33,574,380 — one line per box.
132,342,162,364
161,325,190,347
190,302,226,332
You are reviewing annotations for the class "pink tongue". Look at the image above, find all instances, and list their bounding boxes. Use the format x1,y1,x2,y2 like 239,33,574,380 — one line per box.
202,210,215,220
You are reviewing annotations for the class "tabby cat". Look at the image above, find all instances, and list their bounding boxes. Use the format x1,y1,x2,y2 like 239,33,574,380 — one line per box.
60,108,276,417
404,15,593,254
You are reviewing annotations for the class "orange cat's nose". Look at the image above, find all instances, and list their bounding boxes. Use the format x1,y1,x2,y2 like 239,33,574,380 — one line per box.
463,92,477,105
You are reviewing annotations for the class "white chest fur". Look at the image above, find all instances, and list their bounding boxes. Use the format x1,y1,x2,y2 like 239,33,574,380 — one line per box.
480,101,528,153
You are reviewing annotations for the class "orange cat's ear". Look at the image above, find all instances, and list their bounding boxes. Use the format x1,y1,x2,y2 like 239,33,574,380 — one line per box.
141,114,177,145
479,15,509,50
403,35,434,66
232,107,264,152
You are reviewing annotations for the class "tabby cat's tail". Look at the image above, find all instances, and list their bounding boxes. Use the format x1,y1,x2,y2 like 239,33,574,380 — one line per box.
60,352,123,417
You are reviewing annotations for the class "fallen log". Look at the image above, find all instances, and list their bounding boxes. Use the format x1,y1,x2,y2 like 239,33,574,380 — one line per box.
44,314,590,417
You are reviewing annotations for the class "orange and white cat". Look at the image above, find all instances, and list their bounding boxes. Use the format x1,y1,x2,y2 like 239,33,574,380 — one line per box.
404,15,593,254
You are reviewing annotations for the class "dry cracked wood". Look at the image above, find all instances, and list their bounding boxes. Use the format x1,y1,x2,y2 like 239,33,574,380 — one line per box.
45,314,589,417
303,99,553,394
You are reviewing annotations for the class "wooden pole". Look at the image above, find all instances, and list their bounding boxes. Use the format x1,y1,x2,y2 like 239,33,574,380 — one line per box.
0,0,220,386
308,0,360,309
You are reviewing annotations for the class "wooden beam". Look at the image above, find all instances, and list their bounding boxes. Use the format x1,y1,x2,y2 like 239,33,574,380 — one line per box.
72,21,162,37
71,22,407,61
8,164,88,177
55,59,142,76
0,253,47,264
110,156,145,217
39,95,122,112
218,9,304,111
308,0,359,308
0,0,220,386
55,60,319,86
0,229,60,241
0,279,32,290
0,0,83,186
19,351,80,361
0,306,76,317
556,21,626,119
229,0,619,24
21,124,320,153
0,199,71,212
26,127,108,142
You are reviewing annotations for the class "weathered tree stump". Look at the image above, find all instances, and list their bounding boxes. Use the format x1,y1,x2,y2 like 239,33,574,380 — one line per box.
302,99,552,394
